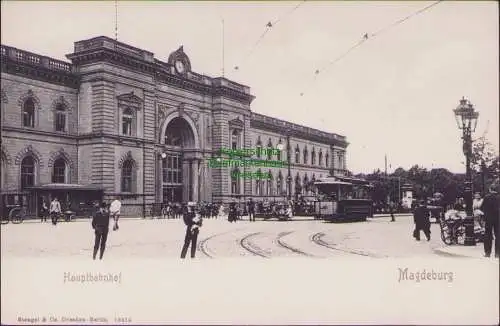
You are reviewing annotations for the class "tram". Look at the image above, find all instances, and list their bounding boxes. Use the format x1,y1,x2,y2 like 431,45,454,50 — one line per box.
314,176,373,222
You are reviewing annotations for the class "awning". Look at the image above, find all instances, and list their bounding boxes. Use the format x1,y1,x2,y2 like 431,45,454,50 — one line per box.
26,183,104,191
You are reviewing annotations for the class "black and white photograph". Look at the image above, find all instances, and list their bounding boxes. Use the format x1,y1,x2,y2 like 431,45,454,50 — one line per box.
1,0,499,324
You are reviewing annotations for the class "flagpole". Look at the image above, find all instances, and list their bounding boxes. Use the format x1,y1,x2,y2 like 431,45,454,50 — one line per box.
115,0,118,41
222,18,225,77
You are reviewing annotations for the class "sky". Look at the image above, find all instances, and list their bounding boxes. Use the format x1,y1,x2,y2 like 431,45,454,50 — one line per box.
1,1,498,174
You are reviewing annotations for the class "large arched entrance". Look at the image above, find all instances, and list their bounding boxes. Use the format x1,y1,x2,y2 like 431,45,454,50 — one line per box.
161,117,196,203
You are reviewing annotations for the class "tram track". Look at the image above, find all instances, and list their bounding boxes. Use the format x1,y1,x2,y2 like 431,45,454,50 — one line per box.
275,231,315,257
198,228,246,258
310,232,388,258
239,232,270,258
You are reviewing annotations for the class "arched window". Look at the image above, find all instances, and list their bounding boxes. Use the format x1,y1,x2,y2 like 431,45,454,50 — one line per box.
266,171,273,195
1,156,7,190
295,145,300,163
303,147,308,165
294,174,301,195
266,138,273,160
311,149,316,165
54,103,67,132
23,98,35,127
277,172,283,196
21,156,35,189
325,153,329,168
303,174,309,194
121,160,135,192
276,140,282,161
319,151,323,167
122,107,133,136
312,174,316,194
231,168,240,194
231,130,240,150
255,169,263,195
256,138,262,159
52,158,67,183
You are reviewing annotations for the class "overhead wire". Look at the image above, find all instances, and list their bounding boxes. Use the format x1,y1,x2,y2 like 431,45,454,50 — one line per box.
233,0,307,72
299,0,443,97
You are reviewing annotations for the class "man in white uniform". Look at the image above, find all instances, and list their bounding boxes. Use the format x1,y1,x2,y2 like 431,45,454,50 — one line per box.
109,197,122,231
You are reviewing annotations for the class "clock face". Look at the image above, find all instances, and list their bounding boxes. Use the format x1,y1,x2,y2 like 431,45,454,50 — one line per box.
175,60,185,73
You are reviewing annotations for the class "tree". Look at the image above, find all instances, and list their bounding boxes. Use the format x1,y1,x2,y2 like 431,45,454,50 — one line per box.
471,137,500,193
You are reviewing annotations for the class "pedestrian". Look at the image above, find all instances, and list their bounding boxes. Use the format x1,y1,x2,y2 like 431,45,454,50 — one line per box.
91,202,110,260
389,201,396,222
49,197,61,225
109,197,122,231
413,199,431,241
228,201,237,223
248,198,255,222
180,202,203,259
40,198,48,222
481,184,499,258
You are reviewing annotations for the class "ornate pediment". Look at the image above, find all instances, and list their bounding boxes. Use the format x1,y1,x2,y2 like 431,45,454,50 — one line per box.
229,117,244,129
117,92,143,110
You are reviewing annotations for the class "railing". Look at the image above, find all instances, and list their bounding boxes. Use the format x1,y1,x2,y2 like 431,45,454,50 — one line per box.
251,112,346,142
1,45,72,73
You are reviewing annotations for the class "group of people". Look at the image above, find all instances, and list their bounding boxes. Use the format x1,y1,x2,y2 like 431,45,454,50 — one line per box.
39,197,72,225
413,184,499,258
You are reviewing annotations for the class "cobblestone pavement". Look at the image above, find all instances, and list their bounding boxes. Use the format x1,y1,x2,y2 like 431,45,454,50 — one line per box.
1,215,477,260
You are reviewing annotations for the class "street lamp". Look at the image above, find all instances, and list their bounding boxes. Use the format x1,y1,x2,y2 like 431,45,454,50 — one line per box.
453,97,479,246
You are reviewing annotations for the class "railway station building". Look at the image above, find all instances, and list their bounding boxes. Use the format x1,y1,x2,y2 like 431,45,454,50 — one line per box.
0,36,348,215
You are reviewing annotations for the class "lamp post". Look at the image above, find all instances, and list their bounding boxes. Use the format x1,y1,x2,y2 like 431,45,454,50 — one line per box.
453,97,479,246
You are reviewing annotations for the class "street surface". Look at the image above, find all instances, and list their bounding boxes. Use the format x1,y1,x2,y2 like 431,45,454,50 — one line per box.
0,215,463,259
2,215,498,325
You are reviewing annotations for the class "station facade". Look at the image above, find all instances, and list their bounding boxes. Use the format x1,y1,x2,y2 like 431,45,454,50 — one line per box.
0,36,348,215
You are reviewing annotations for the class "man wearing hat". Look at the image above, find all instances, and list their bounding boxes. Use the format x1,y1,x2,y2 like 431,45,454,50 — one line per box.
91,202,110,260
413,199,430,241
482,184,499,258
180,202,203,259
248,198,256,222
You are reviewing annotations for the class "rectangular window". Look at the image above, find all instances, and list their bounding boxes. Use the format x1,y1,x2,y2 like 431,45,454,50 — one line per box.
122,117,132,136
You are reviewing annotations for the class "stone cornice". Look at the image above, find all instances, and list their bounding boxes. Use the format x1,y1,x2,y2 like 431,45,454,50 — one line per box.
1,45,79,89
65,36,254,105
250,113,349,148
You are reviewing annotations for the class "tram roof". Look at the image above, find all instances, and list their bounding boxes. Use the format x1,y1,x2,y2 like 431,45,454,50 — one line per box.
26,183,105,191
315,178,352,185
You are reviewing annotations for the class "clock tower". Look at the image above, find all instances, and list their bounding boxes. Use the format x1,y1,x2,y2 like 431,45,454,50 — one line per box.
167,45,191,76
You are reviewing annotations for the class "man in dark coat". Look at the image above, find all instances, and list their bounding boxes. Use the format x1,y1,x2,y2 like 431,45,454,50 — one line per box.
248,198,255,222
91,202,110,260
181,202,203,259
482,184,499,258
413,200,430,241
228,201,237,223
389,201,395,222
